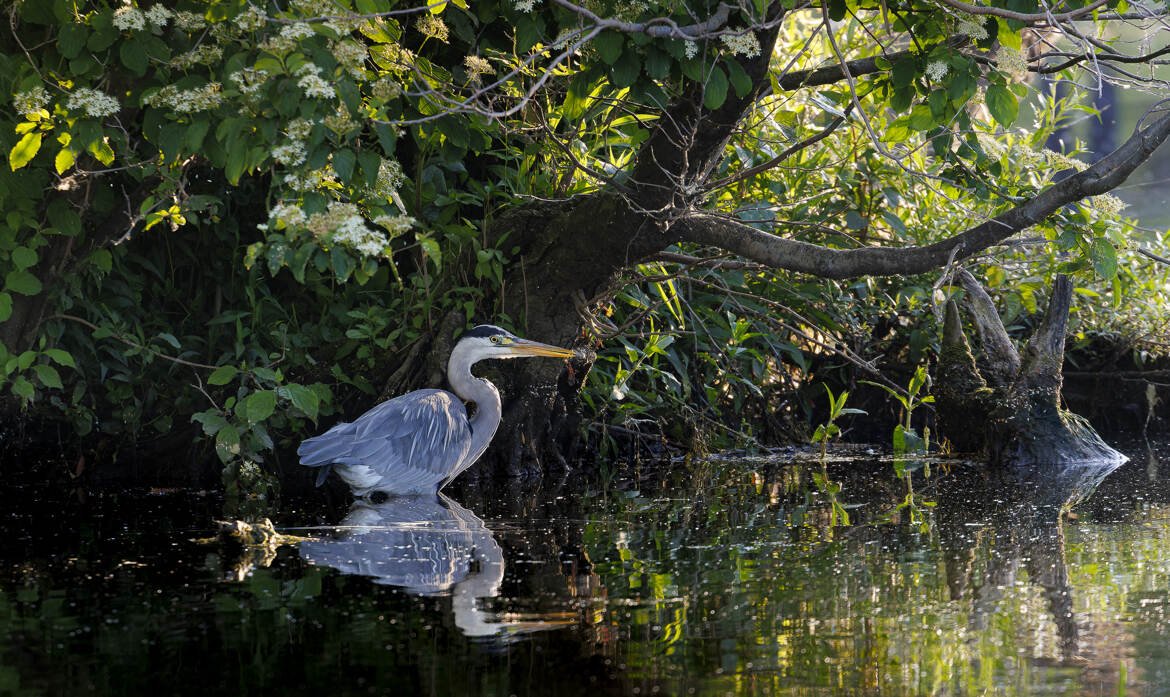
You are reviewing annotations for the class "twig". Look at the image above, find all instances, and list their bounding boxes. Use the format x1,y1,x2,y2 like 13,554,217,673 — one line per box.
47,314,219,370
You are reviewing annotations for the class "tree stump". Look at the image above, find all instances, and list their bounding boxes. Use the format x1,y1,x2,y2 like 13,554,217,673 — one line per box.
935,271,1126,466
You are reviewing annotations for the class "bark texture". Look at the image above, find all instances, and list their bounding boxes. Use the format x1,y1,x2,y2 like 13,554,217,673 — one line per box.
935,273,1126,466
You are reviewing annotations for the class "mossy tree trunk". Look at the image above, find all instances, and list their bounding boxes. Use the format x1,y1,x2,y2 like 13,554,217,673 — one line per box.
935,271,1125,466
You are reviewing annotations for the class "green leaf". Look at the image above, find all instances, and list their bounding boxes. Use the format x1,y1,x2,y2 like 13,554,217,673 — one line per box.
119,37,147,75
192,410,228,436
55,148,76,174
0,292,11,323
724,58,752,98
358,151,382,189
207,365,239,385
4,270,42,296
284,383,320,422
43,348,76,368
644,47,671,79
985,84,1018,128
9,132,43,170
595,30,624,64
908,104,935,131
611,49,640,88
156,332,181,349
11,246,37,270
90,248,112,272
331,247,355,281
891,57,917,88
32,364,63,390
703,65,729,110
1089,238,1118,280
58,23,88,59
11,376,34,401
245,389,277,422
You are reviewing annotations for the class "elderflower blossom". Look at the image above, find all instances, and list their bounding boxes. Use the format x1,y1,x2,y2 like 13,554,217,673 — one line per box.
65,87,120,118
370,77,401,101
374,214,415,238
229,68,269,96
145,5,172,27
171,44,224,69
1090,194,1127,217
270,202,308,228
272,141,307,166
417,15,449,43
304,202,389,258
281,22,315,41
323,107,357,135
12,87,50,117
145,83,223,112
684,40,699,59
332,40,369,80
515,0,539,11
285,118,315,141
237,5,267,31
721,32,760,58
367,159,406,200
926,60,949,81
464,55,494,80
172,10,207,31
957,16,988,41
113,6,146,31
995,45,1028,80
296,63,336,99
284,168,335,191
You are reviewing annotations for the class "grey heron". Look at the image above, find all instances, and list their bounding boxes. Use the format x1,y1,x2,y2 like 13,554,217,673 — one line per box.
298,325,575,496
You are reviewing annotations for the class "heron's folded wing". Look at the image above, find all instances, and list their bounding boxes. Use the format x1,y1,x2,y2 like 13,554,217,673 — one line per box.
336,390,474,491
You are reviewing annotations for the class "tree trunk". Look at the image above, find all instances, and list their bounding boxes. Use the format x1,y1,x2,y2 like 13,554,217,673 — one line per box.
935,272,1126,466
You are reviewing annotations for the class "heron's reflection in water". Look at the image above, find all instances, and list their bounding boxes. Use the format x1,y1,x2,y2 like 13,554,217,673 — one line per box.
298,493,569,639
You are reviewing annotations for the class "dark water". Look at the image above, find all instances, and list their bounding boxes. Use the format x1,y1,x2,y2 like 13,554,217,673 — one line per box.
2,441,1169,696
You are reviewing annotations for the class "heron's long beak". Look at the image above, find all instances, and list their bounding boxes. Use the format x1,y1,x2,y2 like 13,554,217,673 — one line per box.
508,338,576,358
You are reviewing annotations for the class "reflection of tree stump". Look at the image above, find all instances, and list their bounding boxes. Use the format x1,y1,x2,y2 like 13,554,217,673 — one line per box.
935,271,1125,466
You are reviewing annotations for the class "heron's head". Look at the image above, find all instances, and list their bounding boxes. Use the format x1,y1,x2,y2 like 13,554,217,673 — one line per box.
458,324,576,362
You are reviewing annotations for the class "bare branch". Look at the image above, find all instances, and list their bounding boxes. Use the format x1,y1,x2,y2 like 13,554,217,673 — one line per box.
675,110,1170,278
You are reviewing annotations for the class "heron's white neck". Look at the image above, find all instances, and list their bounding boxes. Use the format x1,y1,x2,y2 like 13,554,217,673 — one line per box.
446,342,502,478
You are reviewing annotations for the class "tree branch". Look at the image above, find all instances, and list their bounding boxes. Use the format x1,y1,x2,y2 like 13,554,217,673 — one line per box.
675,110,1170,278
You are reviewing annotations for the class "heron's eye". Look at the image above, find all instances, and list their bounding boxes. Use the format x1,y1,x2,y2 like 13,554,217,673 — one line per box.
490,336,499,344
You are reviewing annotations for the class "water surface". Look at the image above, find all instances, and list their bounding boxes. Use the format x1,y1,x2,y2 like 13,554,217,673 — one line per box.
2,441,1169,696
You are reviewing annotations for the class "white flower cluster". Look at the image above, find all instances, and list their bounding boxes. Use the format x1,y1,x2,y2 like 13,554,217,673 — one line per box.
323,107,357,135
229,68,269,96
374,214,415,238
12,87,50,117
684,40,699,59
721,32,760,58
237,5,267,31
464,55,494,80
976,132,1089,173
171,44,224,69
368,159,406,200
145,5,172,27
332,40,368,80
282,23,315,41
113,6,146,31
269,202,308,228
370,77,401,101
145,83,223,112
957,16,988,41
284,168,336,191
1089,194,1127,217
272,141,307,166
417,15,449,43
65,87,120,118
296,63,336,99
926,60,949,81
172,10,207,31
293,202,390,258
995,46,1028,81
515,0,539,11
286,118,315,140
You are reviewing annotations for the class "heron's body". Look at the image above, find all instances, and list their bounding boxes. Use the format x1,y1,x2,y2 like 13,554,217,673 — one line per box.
298,325,574,497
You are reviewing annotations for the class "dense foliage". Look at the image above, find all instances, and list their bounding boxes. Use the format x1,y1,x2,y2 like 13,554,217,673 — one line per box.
1,0,1168,488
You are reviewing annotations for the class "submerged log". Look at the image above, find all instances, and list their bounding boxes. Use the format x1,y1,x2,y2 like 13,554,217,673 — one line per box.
935,272,1125,466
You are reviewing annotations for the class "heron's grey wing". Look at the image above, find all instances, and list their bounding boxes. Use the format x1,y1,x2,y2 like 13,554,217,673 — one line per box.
300,390,473,492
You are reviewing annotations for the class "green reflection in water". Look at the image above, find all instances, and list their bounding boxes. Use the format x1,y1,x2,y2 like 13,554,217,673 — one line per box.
0,445,1168,697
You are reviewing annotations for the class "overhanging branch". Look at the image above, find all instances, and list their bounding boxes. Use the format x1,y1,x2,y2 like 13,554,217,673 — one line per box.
675,110,1170,279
